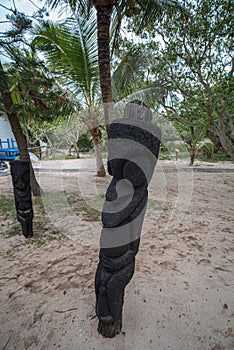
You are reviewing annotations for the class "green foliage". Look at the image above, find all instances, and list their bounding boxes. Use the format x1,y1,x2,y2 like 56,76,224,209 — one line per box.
197,137,214,155
0,46,74,135
132,0,234,159
64,154,77,159
197,152,231,163
186,126,214,165
112,46,146,99
32,12,100,107
0,194,66,243
78,132,93,152
5,11,32,37
158,152,173,160
124,0,187,34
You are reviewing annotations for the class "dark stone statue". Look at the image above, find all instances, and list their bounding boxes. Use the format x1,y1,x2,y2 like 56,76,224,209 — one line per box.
10,160,34,238
95,100,161,338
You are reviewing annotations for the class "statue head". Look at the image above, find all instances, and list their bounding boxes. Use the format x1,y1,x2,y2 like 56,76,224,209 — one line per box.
123,100,152,122
10,160,30,191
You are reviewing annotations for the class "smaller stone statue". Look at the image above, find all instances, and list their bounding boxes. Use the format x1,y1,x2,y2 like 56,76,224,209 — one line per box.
10,160,34,238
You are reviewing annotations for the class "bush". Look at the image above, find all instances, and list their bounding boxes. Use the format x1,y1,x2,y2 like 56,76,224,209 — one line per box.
78,132,93,152
64,154,77,160
197,152,231,162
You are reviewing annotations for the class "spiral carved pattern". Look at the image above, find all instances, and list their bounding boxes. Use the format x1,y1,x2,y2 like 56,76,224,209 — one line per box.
95,101,161,337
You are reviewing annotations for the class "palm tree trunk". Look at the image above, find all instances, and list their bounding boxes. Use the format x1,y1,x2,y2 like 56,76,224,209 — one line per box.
94,1,115,130
0,61,41,196
189,149,196,166
91,128,106,177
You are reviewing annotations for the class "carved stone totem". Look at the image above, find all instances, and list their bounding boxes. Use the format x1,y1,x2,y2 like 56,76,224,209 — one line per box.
95,100,161,338
10,160,34,238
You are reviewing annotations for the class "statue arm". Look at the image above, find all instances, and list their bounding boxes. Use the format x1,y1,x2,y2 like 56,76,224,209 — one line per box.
123,148,157,187
107,161,112,176
123,160,146,187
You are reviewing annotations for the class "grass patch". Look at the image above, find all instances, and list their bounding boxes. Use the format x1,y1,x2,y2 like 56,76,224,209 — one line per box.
147,198,164,210
0,195,19,236
65,193,101,221
0,195,16,213
197,152,232,162
24,230,65,246
7,224,22,236
159,152,174,160
64,154,78,160
0,194,66,245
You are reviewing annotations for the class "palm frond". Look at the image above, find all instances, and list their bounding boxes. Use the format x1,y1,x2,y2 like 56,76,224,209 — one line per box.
45,0,89,17
134,0,188,31
115,83,168,117
112,46,147,99
32,13,99,107
197,137,214,153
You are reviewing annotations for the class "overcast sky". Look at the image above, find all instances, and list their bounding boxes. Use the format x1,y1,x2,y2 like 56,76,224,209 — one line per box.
0,0,60,33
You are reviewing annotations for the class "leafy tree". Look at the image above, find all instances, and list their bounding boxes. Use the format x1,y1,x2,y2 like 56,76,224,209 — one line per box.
112,41,170,109
0,60,42,196
46,0,187,129
186,126,214,165
146,0,234,159
0,42,74,191
46,115,81,158
32,14,106,176
3,46,72,123
0,3,56,195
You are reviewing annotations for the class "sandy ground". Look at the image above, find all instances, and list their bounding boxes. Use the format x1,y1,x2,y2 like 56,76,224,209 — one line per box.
0,158,233,350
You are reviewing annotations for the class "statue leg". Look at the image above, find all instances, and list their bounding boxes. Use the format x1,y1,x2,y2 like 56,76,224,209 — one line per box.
96,259,135,338
17,209,34,239
10,160,34,238
95,265,114,325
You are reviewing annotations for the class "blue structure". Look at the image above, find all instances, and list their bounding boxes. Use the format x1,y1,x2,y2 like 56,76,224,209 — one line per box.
0,138,20,160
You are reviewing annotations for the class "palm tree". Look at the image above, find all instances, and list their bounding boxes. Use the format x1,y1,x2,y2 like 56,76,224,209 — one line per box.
91,0,187,127
46,0,187,129
33,13,106,176
43,0,187,338
187,126,214,166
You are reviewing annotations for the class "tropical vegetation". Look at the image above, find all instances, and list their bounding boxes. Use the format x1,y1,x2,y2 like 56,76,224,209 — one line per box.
0,0,233,184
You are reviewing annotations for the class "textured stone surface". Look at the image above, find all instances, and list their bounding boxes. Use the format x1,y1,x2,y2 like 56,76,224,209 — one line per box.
10,160,34,238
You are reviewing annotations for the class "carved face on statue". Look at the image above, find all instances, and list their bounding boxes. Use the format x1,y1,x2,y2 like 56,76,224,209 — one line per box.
12,167,30,190
10,161,31,210
10,160,34,238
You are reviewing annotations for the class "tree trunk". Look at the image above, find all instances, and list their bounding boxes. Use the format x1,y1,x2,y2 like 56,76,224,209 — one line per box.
214,114,234,161
91,128,106,177
214,127,234,160
0,61,41,196
189,149,195,166
73,142,80,159
206,103,234,160
94,1,115,130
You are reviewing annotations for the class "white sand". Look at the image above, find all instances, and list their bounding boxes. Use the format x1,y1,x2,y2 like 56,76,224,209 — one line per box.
0,158,233,349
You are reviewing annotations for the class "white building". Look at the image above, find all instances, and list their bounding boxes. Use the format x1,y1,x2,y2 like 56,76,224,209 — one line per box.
0,116,15,143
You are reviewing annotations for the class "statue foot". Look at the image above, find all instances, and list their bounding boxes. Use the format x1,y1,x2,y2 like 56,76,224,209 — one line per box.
96,286,114,324
98,318,122,338
17,209,33,238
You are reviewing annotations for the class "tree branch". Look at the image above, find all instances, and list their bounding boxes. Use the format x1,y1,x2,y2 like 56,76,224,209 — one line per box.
159,104,201,127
